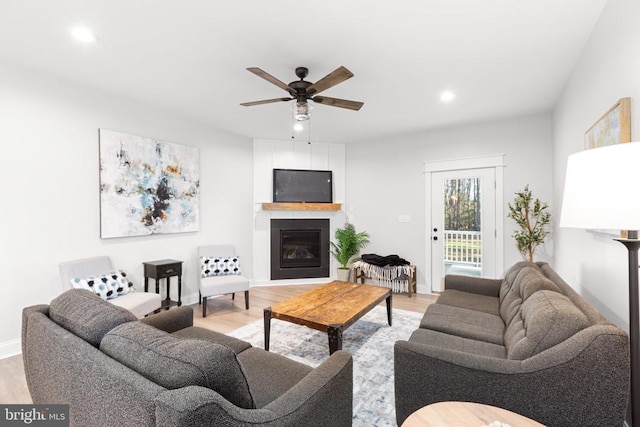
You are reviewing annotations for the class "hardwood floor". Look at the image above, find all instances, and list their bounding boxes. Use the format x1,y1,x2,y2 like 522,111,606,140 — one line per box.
1,284,437,404
0,353,31,404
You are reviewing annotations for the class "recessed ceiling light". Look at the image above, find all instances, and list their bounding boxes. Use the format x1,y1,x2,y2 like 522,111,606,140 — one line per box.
70,26,98,43
440,91,455,102
293,122,304,132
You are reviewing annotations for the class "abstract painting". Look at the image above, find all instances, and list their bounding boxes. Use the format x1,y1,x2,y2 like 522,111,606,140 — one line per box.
584,97,631,149
583,98,631,237
99,129,200,238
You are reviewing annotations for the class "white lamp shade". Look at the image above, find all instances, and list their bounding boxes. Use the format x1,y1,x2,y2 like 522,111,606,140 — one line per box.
560,141,640,230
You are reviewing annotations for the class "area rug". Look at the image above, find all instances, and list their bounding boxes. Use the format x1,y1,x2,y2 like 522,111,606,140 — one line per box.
228,306,422,426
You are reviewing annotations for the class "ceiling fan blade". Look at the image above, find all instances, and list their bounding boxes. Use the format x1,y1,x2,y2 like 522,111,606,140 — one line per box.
246,67,294,95
313,96,364,111
306,66,354,96
240,97,293,107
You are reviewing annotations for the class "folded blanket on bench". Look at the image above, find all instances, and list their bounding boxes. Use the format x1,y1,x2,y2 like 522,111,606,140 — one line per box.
352,259,414,293
361,254,410,267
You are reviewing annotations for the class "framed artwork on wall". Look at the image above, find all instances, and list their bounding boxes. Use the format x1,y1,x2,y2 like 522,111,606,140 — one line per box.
584,97,631,149
584,98,631,237
99,129,200,238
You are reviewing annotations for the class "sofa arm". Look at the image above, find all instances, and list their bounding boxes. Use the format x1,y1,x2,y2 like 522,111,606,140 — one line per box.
444,274,501,296
139,306,193,333
155,350,353,427
394,332,628,427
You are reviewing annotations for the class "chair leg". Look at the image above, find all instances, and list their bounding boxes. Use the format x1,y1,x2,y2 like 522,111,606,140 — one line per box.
199,291,202,305
202,296,207,317
231,293,235,300
244,290,249,310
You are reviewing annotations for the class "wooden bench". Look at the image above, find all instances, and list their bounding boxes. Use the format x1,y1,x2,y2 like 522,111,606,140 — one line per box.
352,261,417,297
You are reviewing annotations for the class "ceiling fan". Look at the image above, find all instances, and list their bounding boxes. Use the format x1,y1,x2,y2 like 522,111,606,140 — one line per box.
240,66,364,119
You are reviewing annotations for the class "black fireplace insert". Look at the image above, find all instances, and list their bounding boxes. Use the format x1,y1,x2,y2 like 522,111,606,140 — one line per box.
270,219,330,280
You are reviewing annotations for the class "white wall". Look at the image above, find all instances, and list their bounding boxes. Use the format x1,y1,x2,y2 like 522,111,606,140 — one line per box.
253,140,346,284
0,62,254,357
553,0,640,329
345,113,554,292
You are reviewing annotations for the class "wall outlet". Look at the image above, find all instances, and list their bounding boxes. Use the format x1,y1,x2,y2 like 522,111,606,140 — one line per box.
398,214,411,223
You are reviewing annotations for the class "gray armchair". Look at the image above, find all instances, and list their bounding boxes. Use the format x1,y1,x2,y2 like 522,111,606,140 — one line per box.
198,245,250,317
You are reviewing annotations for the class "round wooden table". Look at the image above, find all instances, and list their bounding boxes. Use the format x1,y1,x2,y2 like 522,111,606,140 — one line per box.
402,401,545,427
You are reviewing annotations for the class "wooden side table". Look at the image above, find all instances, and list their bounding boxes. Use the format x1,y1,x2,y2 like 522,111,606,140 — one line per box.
402,401,545,426
143,259,183,310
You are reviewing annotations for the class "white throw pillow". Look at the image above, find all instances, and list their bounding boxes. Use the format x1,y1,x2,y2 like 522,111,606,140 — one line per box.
70,270,135,300
200,256,241,278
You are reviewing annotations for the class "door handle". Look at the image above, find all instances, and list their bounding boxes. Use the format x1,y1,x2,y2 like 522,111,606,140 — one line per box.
433,236,438,241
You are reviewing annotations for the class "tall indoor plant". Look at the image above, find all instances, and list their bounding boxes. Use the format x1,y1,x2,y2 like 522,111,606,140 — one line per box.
330,223,370,281
507,185,551,262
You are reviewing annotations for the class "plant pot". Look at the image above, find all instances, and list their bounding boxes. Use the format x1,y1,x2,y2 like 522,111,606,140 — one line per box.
337,268,350,282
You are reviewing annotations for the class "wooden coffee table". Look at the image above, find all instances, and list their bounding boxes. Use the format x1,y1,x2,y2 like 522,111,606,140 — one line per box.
264,281,392,354
402,401,545,426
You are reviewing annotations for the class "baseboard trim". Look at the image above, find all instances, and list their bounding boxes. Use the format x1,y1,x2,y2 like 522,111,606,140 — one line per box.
0,338,21,360
416,283,429,294
252,279,430,293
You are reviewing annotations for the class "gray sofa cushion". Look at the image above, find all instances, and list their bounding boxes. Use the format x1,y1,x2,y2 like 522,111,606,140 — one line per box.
100,322,255,409
237,347,313,409
49,288,137,347
499,265,561,327
434,289,499,315
420,304,505,345
173,326,252,354
498,261,532,304
505,290,589,360
409,328,507,359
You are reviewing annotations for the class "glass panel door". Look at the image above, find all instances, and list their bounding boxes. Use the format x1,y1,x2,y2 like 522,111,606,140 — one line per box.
442,177,483,276
431,168,496,291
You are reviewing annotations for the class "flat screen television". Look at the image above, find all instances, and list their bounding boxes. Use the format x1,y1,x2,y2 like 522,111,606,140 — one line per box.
273,169,333,203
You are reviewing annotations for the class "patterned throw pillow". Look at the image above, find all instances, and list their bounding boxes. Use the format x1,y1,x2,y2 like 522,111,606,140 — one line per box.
70,271,135,300
200,256,241,278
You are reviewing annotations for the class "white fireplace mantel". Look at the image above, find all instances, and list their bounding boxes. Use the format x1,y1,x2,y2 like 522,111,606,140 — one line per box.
261,202,342,211
253,139,346,285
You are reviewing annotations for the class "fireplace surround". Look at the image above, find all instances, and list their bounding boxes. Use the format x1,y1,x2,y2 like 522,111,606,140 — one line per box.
270,218,330,280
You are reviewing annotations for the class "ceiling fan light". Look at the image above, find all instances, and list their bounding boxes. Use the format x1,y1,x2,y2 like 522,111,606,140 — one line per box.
294,101,312,121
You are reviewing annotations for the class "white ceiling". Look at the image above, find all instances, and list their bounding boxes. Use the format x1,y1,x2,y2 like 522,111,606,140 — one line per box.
0,0,607,143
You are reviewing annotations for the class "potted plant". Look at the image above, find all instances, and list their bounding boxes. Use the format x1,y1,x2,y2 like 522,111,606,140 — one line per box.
330,223,370,281
507,185,551,262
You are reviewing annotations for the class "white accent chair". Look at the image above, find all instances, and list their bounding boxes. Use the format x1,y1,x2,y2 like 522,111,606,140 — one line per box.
59,256,161,318
198,245,249,317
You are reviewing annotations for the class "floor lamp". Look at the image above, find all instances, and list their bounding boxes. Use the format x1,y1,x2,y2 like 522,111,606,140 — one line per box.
560,141,640,426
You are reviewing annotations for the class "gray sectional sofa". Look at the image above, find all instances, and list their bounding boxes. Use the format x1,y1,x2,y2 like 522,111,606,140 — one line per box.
22,289,353,427
395,261,630,427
